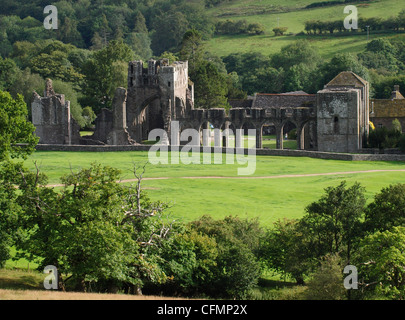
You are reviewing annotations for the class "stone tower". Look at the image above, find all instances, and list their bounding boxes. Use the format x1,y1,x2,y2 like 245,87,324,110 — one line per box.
126,59,194,143
316,71,370,153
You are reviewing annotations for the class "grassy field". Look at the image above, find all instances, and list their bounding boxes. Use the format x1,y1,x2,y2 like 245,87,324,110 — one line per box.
21,150,405,227
204,0,405,58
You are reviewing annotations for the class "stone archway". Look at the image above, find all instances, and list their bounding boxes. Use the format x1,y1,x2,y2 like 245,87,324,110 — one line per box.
280,120,298,150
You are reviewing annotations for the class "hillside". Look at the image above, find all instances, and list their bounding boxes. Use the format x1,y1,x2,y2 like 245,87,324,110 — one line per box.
0,0,404,116
204,0,405,58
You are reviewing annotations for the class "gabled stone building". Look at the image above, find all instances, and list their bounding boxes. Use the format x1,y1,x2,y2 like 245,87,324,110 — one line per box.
316,71,370,153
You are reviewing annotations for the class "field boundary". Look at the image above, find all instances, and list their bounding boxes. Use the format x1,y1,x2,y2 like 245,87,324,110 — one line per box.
35,144,405,162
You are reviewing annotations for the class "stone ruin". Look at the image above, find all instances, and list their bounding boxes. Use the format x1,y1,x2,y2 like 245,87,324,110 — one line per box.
90,87,136,146
316,71,370,153
31,61,376,154
31,79,80,145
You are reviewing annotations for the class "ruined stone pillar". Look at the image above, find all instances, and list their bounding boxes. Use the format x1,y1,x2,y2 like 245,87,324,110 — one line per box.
255,125,262,149
107,87,134,145
44,78,55,97
161,99,171,145
296,124,305,150
276,126,283,150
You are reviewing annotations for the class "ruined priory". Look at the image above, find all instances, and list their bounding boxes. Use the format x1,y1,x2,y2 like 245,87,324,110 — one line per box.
31,58,405,154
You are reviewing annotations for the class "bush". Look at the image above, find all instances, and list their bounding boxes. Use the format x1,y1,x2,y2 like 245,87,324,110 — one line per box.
305,253,346,300
190,215,263,299
367,126,402,149
215,19,265,36
287,128,297,140
273,27,288,36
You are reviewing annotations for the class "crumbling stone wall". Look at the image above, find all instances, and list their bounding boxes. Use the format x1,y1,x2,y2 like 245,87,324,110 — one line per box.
88,87,136,145
31,79,80,145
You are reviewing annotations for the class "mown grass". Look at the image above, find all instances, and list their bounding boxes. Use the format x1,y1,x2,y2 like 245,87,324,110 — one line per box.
21,150,405,227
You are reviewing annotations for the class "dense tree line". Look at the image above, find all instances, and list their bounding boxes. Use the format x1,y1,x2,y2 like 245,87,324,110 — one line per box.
222,37,405,99
305,0,374,9
304,10,405,34
215,19,265,36
0,0,215,56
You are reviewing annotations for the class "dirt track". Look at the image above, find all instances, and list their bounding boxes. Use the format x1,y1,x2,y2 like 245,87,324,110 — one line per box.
46,169,405,187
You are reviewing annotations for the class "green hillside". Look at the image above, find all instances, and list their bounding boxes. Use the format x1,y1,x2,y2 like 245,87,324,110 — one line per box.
0,0,404,117
204,0,405,58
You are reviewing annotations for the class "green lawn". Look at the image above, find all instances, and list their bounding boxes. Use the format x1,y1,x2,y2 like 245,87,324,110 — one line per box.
79,131,93,137
21,150,405,227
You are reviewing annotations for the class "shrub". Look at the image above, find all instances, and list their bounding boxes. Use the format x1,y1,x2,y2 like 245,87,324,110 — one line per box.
287,128,297,140
190,215,263,299
273,27,288,36
305,253,346,300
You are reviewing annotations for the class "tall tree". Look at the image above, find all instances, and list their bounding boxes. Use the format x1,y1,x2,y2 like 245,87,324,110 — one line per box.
80,39,133,113
356,226,405,300
0,91,39,266
300,181,366,264
364,183,405,233
151,10,189,55
179,29,204,71
0,91,38,161
192,61,229,109
14,163,172,292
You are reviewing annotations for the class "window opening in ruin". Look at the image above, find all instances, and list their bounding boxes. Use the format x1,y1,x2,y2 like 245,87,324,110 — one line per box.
333,116,339,134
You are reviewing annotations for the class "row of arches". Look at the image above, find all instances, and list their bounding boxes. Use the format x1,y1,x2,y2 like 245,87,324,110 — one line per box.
128,94,316,150
175,119,315,151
